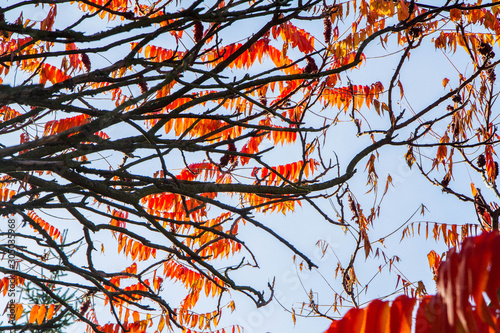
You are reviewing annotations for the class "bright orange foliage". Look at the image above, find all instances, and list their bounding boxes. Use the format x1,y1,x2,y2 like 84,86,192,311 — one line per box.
27,211,62,242
2,0,500,333
44,114,91,136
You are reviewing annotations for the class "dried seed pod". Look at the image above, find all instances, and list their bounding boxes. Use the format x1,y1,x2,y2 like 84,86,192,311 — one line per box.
219,137,237,168
477,154,486,168
478,41,493,57
122,11,135,20
79,299,91,316
138,75,147,94
228,142,237,160
408,26,422,39
259,94,267,106
404,146,415,168
451,117,460,140
474,188,492,230
219,155,230,168
81,53,91,72
347,194,359,222
194,21,204,43
487,68,496,83
451,94,462,104
323,16,332,43
343,267,355,295
303,56,318,74
441,173,451,187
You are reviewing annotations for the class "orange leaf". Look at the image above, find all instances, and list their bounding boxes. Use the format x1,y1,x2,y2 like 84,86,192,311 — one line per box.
450,8,462,21
36,304,47,325
46,304,55,320
427,250,441,274
158,315,165,332
125,263,137,274
15,303,23,321
0,188,16,202
29,304,40,324
470,182,477,196
40,63,71,85
397,80,404,99
27,211,63,242
124,307,130,323
44,114,91,136
435,133,449,166
132,310,140,323
66,43,82,70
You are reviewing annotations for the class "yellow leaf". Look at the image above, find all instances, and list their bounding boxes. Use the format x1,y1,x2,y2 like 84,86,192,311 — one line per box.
228,300,235,312
158,315,165,332
442,78,450,88
471,182,477,196
427,250,437,269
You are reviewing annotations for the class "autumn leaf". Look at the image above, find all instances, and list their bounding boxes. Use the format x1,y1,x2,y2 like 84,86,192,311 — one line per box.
46,304,55,321
44,114,91,136
325,296,416,333
427,250,441,280
362,229,372,259
397,80,404,99
39,63,71,85
434,133,450,168
36,304,46,325
449,8,462,21
0,188,15,202
28,304,40,324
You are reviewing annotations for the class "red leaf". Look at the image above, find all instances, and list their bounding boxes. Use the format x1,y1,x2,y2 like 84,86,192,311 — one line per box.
389,295,416,333
325,307,365,332
365,299,390,333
